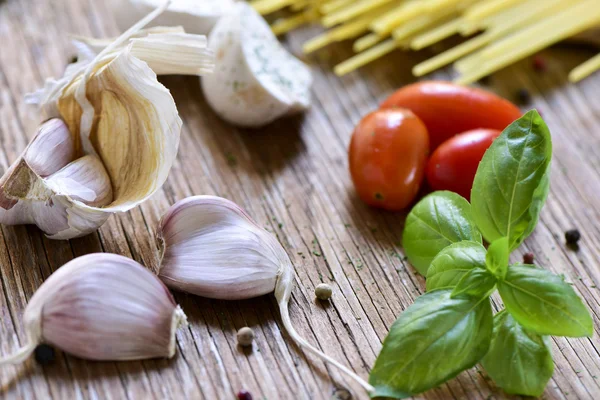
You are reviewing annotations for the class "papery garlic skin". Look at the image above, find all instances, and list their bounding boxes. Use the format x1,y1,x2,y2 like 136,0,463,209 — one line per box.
72,27,214,76
157,196,287,300
2,253,187,364
114,0,236,36
201,3,313,127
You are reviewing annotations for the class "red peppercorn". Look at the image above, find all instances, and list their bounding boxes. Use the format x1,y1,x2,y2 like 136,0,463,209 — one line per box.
523,252,534,264
237,390,253,400
533,56,547,72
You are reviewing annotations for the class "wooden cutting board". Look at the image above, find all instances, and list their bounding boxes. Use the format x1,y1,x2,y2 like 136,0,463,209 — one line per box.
1,0,599,399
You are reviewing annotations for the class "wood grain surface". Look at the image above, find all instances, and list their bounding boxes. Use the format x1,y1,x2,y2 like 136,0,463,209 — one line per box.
1,0,600,399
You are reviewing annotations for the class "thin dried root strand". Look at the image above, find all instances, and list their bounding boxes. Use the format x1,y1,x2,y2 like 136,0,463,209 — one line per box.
0,341,37,366
278,300,375,393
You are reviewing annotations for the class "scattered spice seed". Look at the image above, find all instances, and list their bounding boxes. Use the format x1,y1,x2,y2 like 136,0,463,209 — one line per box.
237,390,253,400
516,88,531,104
565,229,581,246
34,344,55,365
523,252,535,264
315,283,333,300
478,75,491,85
374,192,384,200
237,327,254,347
533,55,547,72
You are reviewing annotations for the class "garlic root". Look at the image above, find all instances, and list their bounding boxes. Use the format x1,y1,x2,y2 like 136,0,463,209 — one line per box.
0,253,187,365
157,196,374,393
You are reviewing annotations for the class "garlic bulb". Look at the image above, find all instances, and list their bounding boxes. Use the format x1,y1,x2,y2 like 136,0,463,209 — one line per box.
113,0,236,35
157,196,374,392
0,253,186,364
201,3,313,127
4,2,213,239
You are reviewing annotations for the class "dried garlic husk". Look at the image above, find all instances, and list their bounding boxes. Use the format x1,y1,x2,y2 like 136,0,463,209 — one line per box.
0,253,186,364
201,3,313,127
71,26,214,76
114,0,236,35
3,3,213,239
156,196,374,392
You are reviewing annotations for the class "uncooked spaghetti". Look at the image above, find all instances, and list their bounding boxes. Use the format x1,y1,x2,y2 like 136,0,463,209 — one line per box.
252,0,600,83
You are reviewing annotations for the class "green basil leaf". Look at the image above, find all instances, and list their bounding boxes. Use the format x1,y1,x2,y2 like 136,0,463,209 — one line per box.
426,241,487,292
450,268,496,299
481,311,553,397
485,237,509,279
369,290,493,398
498,264,593,337
403,191,482,276
471,110,552,250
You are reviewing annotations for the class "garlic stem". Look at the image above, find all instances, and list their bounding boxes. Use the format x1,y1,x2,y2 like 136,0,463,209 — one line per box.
278,300,375,393
0,341,37,365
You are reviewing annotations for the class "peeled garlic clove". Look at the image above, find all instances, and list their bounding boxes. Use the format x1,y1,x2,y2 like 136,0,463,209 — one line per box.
0,253,186,364
23,118,75,177
12,4,213,239
114,0,236,35
45,155,113,208
156,196,374,393
201,3,313,127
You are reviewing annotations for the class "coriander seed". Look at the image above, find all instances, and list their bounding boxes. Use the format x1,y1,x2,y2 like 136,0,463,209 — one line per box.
315,283,333,301
237,327,254,347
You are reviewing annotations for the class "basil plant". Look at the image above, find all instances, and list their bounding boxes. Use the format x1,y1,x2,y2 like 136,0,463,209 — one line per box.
369,110,593,398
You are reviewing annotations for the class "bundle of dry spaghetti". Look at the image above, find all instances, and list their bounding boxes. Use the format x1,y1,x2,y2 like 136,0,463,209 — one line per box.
250,0,600,84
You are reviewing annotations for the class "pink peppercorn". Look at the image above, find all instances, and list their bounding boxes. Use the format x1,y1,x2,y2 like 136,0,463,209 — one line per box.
237,390,252,400
523,252,534,264
533,56,547,72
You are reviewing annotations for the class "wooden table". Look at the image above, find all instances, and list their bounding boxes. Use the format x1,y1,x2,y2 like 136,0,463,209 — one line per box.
1,0,600,399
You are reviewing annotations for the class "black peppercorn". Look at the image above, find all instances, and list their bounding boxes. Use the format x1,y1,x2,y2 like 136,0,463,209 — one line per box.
237,390,253,400
34,344,55,365
523,252,534,264
565,229,581,246
516,88,531,105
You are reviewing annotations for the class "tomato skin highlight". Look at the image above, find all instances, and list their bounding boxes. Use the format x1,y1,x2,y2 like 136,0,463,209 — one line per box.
426,128,502,200
349,109,429,211
380,81,521,151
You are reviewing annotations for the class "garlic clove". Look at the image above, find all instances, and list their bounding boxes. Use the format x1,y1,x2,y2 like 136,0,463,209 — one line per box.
113,0,236,36
157,196,282,300
45,155,113,208
201,3,313,127
23,118,75,178
0,253,186,364
156,196,374,393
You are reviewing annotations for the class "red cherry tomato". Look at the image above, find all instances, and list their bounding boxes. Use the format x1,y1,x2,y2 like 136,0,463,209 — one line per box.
349,109,429,210
380,81,521,151
426,128,502,200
